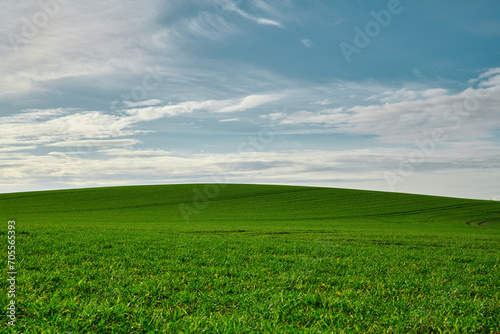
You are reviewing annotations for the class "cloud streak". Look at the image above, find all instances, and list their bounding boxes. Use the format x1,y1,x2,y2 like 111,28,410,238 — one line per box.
221,1,285,28
218,94,283,113
0,92,283,148
1,144,499,199
271,69,500,143
45,139,140,148
0,0,166,99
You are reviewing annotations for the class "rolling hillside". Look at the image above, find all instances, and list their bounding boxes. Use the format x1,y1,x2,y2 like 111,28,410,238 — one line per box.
1,184,499,332
2,183,499,233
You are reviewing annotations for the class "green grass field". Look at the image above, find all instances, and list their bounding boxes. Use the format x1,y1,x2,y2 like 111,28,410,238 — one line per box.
1,184,499,333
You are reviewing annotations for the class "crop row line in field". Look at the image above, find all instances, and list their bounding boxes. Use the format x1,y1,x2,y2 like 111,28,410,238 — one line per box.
466,219,500,230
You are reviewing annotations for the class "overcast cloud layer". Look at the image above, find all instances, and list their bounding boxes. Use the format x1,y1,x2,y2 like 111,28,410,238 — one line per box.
1,0,499,199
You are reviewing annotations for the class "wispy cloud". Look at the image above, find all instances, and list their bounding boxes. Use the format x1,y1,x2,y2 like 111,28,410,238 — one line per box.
123,99,163,108
46,139,140,148
175,10,239,40
0,92,283,149
1,144,499,198
219,118,240,122
313,99,334,105
301,38,312,48
218,94,283,113
221,1,285,28
0,146,37,152
270,69,500,143
0,1,165,99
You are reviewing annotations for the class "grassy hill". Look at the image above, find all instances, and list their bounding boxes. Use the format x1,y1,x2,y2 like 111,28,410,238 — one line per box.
3,183,500,230
1,184,499,333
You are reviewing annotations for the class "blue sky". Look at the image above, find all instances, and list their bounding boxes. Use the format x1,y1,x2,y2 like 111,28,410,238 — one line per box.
1,0,500,199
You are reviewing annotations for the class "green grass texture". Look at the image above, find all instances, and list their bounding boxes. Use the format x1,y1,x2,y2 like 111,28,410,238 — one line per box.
1,184,499,333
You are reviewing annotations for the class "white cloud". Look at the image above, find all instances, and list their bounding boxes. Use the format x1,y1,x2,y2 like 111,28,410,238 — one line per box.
271,69,500,143
0,146,37,152
222,2,284,28
301,38,312,48
46,139,140,148
219,118,240,122
0,92,284,150
123,93,282,122
314,99,333,105
218,94,283,113
421,88,449,98
0,1,166,99
0,110,128,146
97,148,171,157
367,88,448,103
469,67,500,85
123,99,162,108
1,145,499,199
262,112,287,121
0,1,294,107
253,17,283,28
176,10,239,40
